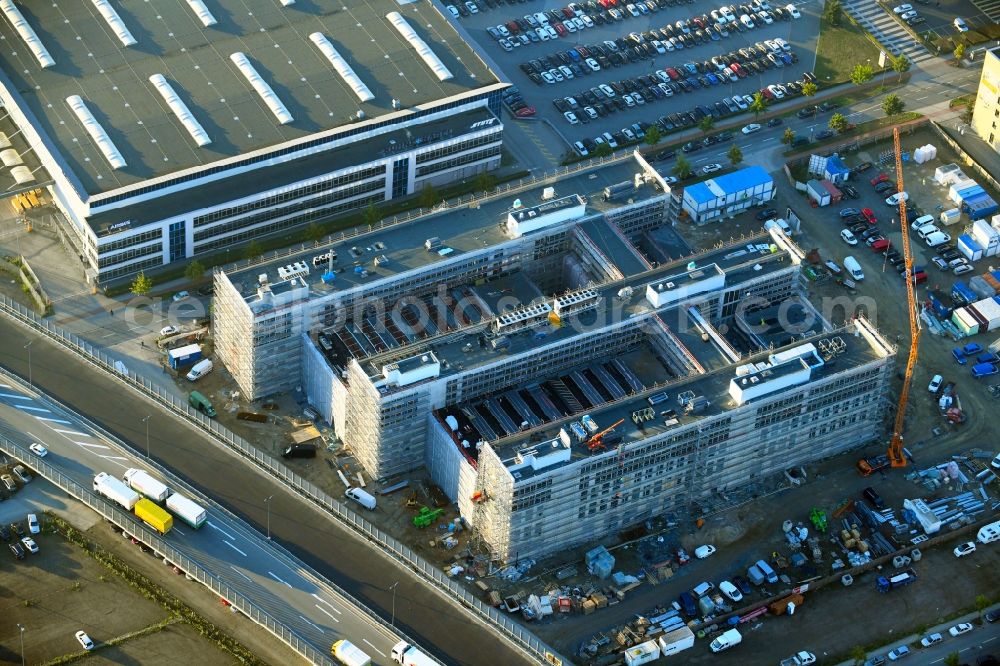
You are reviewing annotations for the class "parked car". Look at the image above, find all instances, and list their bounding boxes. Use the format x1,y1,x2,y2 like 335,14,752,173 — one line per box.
27,514,39,534
841,229,858,246
694,544,717,558
701,163,723,174
949,623,974,636
887,645,910,661
953,541,976,558
919,633,943,648
928,374,943,393
719,580,743,602
75,631,94,651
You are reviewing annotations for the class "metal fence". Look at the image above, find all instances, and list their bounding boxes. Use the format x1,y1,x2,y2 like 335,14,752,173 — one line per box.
0,434,337,666
0,295,566,666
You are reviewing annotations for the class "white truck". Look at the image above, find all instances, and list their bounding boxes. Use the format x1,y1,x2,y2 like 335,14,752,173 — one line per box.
781,651,817,666
391,641,437,666
93,472,140,510
709,628,742,653
331,640,371,666
166,492,207,529
123,468,170,503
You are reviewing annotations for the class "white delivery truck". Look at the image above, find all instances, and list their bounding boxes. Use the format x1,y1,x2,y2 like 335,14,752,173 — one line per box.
345,487,376,510
331,640,371,666
709,628,742,653
166,492,208,529
186,358,213,381
93,472,140,510
123,468,170,503
391,641,438,666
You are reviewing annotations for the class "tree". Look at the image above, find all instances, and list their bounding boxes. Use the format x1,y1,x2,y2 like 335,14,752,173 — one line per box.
303,222,324,243
644,125,662,146
594,142,613,157
672,154,692,179
801,82,818,97
727,144,743,166
698,116,715,137
850,645,867,666
244,240,263,261
976,593,989,619
474,172,497,192
943,652,961,666
823,0,842,25
781,127,796,146
130,271,152,296
419,183,437,208
184,260,204,282
850,63,875,86
829,113,850,134
750,92,767,120
891,54,911,83
954,43,966,61
362,203,380,228
882,93,905,118
961,103,975,125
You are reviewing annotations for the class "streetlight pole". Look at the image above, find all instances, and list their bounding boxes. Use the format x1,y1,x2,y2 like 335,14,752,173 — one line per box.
264,495,273,540
142,415,151,458
23,340,32,386
389,581,399,628
17,623,24,666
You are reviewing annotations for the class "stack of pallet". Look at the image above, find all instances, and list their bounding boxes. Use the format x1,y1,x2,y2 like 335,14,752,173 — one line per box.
10,189,42,213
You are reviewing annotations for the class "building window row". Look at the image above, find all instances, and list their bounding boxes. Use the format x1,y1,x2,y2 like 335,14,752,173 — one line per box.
193,194,383,253
98,228,163,253
194,181,386,243
415,132,502,164
97,242,162,268
92,95,500,208
98,254,164,280
194,167,386,228
415,146,501,177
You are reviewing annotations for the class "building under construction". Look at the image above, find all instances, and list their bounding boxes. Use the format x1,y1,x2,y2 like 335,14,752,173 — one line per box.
213,157,896,562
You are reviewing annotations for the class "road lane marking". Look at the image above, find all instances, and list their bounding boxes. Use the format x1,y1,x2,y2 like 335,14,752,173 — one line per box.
299,615,325,633
311,594,341,613
17,405,50,413
207,521,236,540
362,639,385,658
315,605,340,622
36,416,72,424
230,566,253,582
52,428,91,438
224,540,247,557
101,456,128,462
75,441,110,450
268,571,292,588
0,392,31,400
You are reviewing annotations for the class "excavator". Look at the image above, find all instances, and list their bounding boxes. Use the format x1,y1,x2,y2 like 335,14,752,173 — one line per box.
858,127,916,476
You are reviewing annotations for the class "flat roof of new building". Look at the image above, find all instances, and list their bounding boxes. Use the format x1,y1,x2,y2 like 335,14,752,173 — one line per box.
224,160,659,295
684,165,773,205
0,0,496,196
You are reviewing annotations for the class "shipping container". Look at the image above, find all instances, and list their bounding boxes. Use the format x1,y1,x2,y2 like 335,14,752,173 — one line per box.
974,297,1000,331
819,179,842,203
984,273,1000,294
940,208,961,225
953,282,977,304
134,498,173,534
806,179,830,207
964,194,1000,221
958,235,984,262
949,179,979,204
952,308,980,336
969,276,996,299
166,493,207,529
168,344,202,370
624,640,661,666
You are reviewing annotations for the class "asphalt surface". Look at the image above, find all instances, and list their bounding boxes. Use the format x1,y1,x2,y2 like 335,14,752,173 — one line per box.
0,377,406,665
868,617,999,665
459,0,821,143
0,315,533,666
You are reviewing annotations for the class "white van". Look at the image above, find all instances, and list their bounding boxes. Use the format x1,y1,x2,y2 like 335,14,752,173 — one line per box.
916,224,940,240
764,218,793,236
910,214,935,230
345,487,377,510
843,256,864,281
978,519,1000,544
186,359,213,382
709,628,742,652
755,559,778,583
925,231,951,247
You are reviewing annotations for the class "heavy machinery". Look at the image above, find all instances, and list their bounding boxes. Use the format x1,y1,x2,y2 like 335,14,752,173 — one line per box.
858,127,916,475
412,506,444,528
587,419,625,451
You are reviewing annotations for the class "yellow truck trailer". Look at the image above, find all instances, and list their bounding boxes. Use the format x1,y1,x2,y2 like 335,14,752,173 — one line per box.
134,498,173,534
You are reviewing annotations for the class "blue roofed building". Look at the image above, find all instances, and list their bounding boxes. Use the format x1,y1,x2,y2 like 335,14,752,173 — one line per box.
823,155,852,184
681,166,775,224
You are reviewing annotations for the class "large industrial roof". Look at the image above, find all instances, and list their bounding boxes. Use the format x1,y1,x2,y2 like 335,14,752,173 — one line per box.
0,0,496,196
684,165,773,205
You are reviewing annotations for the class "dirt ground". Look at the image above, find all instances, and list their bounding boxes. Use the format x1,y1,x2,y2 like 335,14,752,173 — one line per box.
76,622,236,666
0,517,236,665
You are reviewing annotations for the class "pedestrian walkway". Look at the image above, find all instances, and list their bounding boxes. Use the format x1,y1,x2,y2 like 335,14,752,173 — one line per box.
972,0,1000,23
841,0,935,64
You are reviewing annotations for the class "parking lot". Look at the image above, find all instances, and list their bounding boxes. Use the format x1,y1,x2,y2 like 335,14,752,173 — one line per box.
454,0,821,149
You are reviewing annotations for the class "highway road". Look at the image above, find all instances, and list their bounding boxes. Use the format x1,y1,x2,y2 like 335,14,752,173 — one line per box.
867,617,999,665
0,372,406,665
0,315,534,666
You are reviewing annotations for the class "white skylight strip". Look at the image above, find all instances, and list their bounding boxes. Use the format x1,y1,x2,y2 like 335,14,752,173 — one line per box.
229,52,294,125
149,74,211,147
91,0,137,47
308,32,375,103
0,0,54,68
385,12,453,82
279,0,295,5
186,0,217,27
65,95,127,170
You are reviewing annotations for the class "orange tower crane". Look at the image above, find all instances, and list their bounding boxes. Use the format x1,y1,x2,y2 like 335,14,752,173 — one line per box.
888,126,919,468
588,419,625,451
